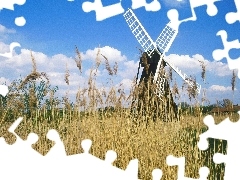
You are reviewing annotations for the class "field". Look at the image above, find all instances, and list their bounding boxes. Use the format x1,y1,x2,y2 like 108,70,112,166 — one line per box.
0,49,238,179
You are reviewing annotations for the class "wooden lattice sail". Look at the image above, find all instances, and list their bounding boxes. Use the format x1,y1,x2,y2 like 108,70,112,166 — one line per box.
123,9,201,123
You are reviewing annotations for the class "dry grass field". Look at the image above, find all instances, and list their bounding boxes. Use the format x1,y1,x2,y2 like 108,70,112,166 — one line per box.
0,48,238,179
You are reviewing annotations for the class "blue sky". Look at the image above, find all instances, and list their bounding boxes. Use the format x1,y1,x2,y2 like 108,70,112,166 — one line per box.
0,0,240,106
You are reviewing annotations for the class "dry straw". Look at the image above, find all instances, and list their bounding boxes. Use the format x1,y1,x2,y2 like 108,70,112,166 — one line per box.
18,51,49,89
74,46,82,75
65,63,70,85
231,69,236,93
0,47,233,180
198,59,206,83
101,54,114,76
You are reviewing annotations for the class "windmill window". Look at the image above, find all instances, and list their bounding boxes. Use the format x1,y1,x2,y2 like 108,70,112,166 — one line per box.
130,21,139,31
134,26,142,37
127,17,135,25
138,32,146,42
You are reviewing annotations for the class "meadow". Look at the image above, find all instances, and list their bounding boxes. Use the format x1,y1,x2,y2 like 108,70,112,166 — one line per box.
0,47,238,179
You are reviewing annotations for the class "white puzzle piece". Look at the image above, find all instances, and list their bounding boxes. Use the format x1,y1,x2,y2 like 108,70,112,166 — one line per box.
0,85,8,97
0,0,26,26
166,155,209,180
0,0,26,10
82,0,161,21
198,113,240,180
131,0,161,12
82,0,125,21
225,0,240,24
0,115,167,179
0,42,21,58
212,30,240,78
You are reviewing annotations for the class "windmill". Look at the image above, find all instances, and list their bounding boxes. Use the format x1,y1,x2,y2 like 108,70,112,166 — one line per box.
123,9,201,122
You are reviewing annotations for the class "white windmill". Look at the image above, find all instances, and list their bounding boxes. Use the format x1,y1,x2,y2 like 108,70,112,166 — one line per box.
123,8,201,100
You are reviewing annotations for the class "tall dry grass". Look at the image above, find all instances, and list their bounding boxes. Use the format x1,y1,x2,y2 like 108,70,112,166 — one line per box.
0,47,238,179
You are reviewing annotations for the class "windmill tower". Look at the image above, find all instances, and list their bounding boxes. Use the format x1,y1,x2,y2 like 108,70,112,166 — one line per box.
123,9,201,122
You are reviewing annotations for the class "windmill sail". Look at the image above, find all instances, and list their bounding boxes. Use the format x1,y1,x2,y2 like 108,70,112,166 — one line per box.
163,59,201,93
154,22,201,93
123,8,201,96
123,9,158,57
123,9,166,97
153,22,179,95
155,22,178,54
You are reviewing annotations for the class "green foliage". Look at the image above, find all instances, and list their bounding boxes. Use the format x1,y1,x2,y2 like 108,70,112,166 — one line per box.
0,78,59,121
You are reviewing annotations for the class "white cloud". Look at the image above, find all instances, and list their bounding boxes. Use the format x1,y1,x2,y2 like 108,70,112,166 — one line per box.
165,54,231,77
47,72,66,86
0,24,16,41
206,61,231,77
1,48,81,75
205,85,238,103
0,42,12,54
4,49,48,68
0,48,85,96
166,54,201,73
123,60,139,70
100,46,127,62
0,43,236,105
81,46,127,63
118,60,140,79
84,68,102,77
0,46,127,86
115,78,135,91
208,85,233,92
49,54,76,70
0,24,16,34
0,77,11,85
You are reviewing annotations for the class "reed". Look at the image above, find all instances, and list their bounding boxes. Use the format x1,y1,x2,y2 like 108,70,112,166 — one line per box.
0,47,236,179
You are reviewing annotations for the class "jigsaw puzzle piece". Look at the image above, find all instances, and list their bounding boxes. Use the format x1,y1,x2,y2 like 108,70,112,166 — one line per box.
0,85,8,97
212,30,240,78
213,152,240,179
0,85,11,143
0,137,9,160
81,138,92,153
152,169,163,180
166,155,209,180
82,0,125,21
33,129,67,179
189,0,221,16
63,139,139,180
45,129,67,157
0,42,21,58
0,0,26,10
104,149,139,179
167,9,182,29
9,132,43,180
168,0,221,28
131,0,161,12
125,158,139,179
0,116,23,145
12,132,40,156
6,117,42,159
198,115,240,179
0,124,43,180
213,152,226,164
197,115,237,149
0,92,22,144
105,149,117,164
7,116,23,141
225,0,240,24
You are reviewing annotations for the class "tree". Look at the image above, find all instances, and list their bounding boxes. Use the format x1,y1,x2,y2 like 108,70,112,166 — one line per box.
218,99,233,108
